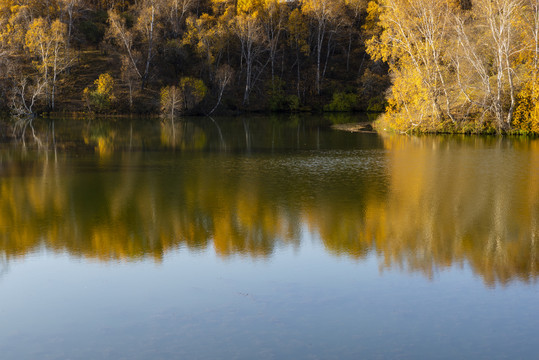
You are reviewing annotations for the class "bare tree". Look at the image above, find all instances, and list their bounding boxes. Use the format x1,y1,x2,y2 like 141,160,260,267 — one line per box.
233,12,266,105
208,64,234,115
454,0,526,130
163,0,197,37
261,0,286,86
302,0,345,94
121,55,138,110
10,76,47,144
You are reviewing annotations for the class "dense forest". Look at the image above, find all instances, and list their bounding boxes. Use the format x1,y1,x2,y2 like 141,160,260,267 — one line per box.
0,0,538,134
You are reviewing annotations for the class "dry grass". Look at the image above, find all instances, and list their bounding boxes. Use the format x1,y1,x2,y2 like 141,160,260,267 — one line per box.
56,49,121,111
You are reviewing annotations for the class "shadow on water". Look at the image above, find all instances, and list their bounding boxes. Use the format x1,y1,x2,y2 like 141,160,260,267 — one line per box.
0,115,538,286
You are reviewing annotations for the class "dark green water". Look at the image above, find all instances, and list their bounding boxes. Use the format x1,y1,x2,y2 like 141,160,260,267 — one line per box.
0,116,538,359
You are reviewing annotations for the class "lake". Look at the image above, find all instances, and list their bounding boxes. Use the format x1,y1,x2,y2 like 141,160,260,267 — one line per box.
0,115,538,359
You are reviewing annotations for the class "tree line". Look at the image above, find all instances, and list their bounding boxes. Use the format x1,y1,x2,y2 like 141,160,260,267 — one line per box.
0,0,538,134
0,1,383,120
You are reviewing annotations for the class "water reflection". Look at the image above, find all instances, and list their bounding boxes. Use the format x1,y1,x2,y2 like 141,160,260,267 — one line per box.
1,117,538,285
370,135,539,285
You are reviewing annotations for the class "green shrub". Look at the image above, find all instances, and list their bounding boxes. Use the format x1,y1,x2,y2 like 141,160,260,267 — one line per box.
324,92,357,112
367,96,387,112
266,78,288,111
287,95,300,112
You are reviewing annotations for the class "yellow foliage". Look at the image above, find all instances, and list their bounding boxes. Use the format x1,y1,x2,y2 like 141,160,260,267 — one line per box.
95,72,114,97
385,67,431,132
184,13,227,64
366,0,464,132
178,76,207,109
210,0,235,15
287,8,310,55
513,74,539,134
24,17,68,74
0,3,29,47
84,73,115,112
237,0,264,13
25,17,48,55
50,19,67,43
160,86,171,109
364,1,382,42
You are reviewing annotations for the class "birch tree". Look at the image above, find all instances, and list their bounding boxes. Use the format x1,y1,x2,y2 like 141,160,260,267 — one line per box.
454,0,527,131
233,11,266,105
302,0,345,94
25,17,70,110
161,85,183,120
477,0,524,129
366,0,457,130
261,0,287,85
163,0,197,37
107,0,159,89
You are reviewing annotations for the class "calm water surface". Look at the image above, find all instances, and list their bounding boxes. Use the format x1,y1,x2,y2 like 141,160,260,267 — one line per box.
0,116,538,359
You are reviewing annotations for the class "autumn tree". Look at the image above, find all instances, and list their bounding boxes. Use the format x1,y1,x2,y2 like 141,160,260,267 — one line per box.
365,0,539,133
0,2,33,50
343,0,367,72
366,0,459,131
162,0,198,37
179,76,207,110
25,17,71,109
302,0,347,94
512,0,539,132
259,0,288,85
136,1,158,89
59,0,81,54
161,76,207,119
160,85,183,120
83,73,115,112
233,11,266,105
452,0,528,131
106,0,159,89
183,12,230,77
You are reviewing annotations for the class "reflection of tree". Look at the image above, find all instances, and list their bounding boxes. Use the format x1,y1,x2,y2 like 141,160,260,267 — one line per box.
83,121,116,158
23,115,349,154
1,127,539,285
160,120,207,149
362,135,539,285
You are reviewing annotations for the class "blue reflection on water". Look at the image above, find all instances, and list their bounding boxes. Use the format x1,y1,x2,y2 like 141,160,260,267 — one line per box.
0,237,538,360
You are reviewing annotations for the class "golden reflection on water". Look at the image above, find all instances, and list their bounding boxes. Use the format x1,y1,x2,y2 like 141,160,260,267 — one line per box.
1,132,538,285
362,135,539,285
